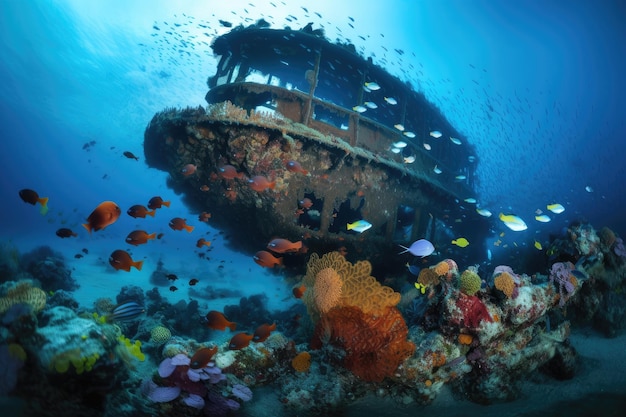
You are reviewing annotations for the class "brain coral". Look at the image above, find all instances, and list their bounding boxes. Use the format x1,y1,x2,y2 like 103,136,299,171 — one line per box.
150,326,172,345
460,269,482,296
301,252,400,320
494,272,516,298
0,281,46,314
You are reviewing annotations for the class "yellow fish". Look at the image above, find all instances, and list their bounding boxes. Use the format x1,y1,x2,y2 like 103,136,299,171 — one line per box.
534,240,542,250
414,282,427,294
452,238,470,248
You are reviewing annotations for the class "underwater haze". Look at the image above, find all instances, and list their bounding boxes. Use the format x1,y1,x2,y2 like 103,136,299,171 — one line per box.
1,1,626,417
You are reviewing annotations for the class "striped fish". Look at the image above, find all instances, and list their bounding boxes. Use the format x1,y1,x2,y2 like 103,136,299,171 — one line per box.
109,301,145,322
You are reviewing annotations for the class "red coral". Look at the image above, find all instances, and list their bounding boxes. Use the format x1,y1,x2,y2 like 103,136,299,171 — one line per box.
455,294,493,329
311,306,415,382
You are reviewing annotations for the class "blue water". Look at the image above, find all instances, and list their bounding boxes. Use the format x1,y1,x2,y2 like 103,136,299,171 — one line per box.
1,1,625,416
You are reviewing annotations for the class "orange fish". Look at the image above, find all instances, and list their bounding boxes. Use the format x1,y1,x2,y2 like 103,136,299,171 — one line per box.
56,228,77,238
182,163,197,176
299,198,313,209
292,285,306,299
19,189,49,215
219,164,244,180
196,238,211,248
204,311,236,331
169,217,194,232
285,160,308,175
147,196,170,210
109,249,143,272
253,251,283,268
127,204,156,218
83,201,121,233
267,238,302,254
253,323,276,343
224,189,237,201
125,230,156,246
189,346,218,369
200,185,210,192
248,175,275,192
198,212,212,222
229,332,254,350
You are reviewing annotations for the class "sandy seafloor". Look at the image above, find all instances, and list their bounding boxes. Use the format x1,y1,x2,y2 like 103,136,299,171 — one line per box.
5,233,626,417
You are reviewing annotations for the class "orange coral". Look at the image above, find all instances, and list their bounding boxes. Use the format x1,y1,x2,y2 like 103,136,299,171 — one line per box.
458,334,473,345
494,272,515,298
417,268,440,287
433,261,450,276
313,268,342,313
291,351,311,372
301,252,400,320
311,305,414,382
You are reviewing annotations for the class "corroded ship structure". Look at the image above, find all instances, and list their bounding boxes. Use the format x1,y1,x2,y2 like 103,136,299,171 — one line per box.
144,25,487,270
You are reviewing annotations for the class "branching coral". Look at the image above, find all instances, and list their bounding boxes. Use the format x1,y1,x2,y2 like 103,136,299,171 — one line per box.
301,252,400,320
311,305,415,382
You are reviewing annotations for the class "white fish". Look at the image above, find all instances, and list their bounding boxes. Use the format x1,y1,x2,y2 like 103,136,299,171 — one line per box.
499,213,528,231
547,203,565,214
423,143,431,150
429,130,442,138
390,147,402,154
364,82,381,90
433,165,442,174
468,155,476,162
403,131,416,138
384,97,397,105
535,214,551,223
464,198,477,204
476,208,492,217
585,185,593,193
392,141,407,148
364,101,378,109
450,137,462,145
403,155,416,164
352,105,367,113
455,175,467,180
394,124,405,131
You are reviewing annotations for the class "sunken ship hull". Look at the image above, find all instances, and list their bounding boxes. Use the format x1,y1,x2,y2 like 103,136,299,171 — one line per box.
144,26,487,272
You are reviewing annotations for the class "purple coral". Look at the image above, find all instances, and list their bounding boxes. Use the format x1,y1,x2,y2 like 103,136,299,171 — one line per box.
232,384,253,402
614,238,626,257
549,262,576,307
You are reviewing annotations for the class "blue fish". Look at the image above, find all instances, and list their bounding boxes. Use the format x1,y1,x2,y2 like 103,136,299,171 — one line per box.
405,263,421,276
398,239,435,257
109,301,145,322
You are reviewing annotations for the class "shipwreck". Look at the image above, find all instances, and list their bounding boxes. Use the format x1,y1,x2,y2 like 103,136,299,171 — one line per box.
144,24,490,272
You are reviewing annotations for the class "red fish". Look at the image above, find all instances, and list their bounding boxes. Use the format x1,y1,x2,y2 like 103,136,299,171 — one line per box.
125,230,157,246
292,285,306,299
127,204,155,218
248,175,275,192
198,212,212,222
253,322,276,343
229,332,254,350
83,201,121,233
147,196,170,210
19,189,49,215
267,238,303,254
299,198,313,209
182,163,197,176
169,217,194,233
196,238,211,248
189,346,218,369
56,228,77,238
200,185,210,192
109,249,143,272
285,160,308,175
219,164,244,180
204,311,236,331
253,251,283,268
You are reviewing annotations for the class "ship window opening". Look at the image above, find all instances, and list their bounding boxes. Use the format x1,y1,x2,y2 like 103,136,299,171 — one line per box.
296,192,323,230
394,205,416,242
328,197,365,234
312,105,349,131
